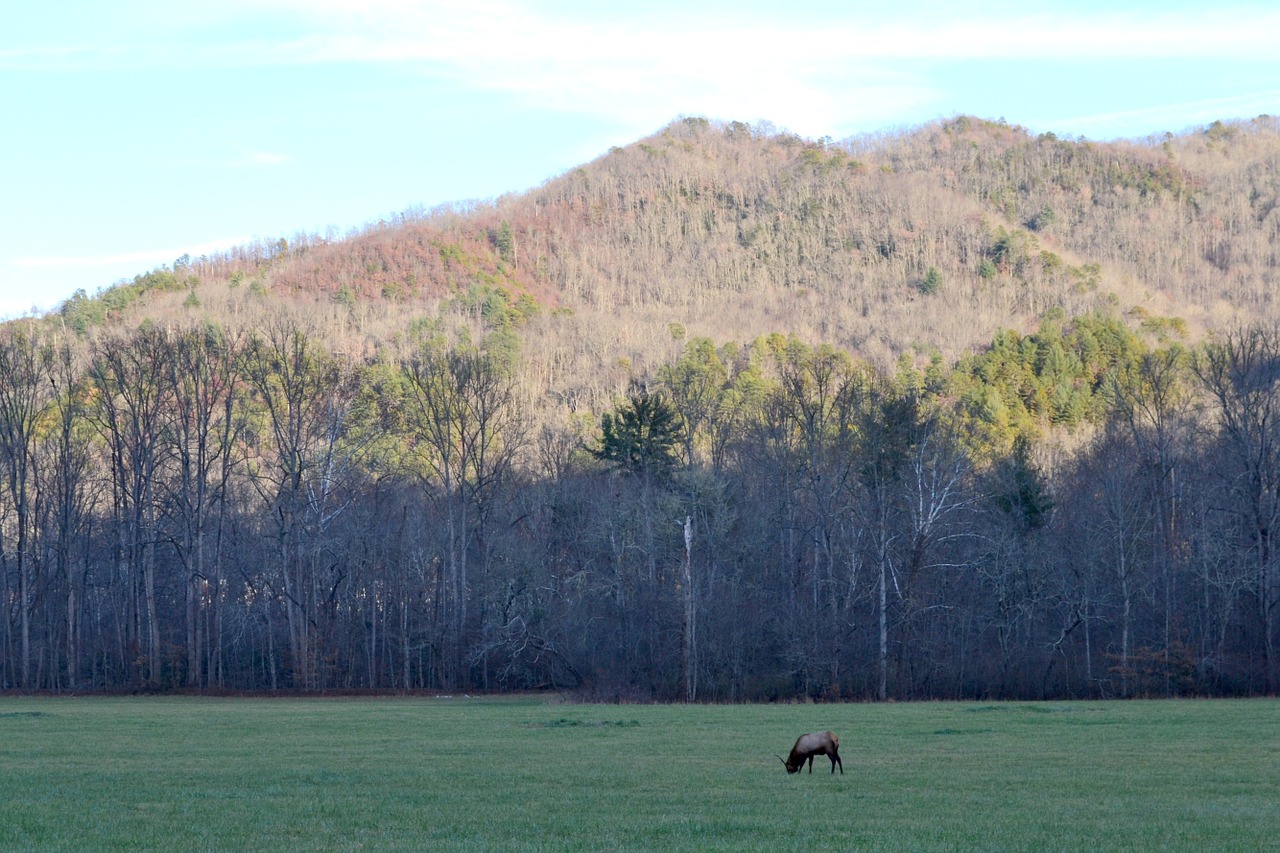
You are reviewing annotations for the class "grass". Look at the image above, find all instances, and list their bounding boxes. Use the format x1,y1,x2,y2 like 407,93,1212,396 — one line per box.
0,696,1277,851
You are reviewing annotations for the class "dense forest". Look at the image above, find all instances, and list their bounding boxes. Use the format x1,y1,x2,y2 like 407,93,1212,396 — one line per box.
4,115,1280,699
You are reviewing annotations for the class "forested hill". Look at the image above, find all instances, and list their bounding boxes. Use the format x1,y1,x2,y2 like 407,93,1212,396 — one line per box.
4,114,1280,700
62,114,1280,384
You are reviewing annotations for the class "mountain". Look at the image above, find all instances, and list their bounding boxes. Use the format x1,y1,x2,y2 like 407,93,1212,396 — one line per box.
9,114,1280,699
68,114,1280,416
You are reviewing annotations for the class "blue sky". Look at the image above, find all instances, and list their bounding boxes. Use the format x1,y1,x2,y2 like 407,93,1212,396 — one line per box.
3,0,1279,318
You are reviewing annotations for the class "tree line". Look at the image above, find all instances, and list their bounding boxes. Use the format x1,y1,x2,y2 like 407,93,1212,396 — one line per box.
1,309,1279,700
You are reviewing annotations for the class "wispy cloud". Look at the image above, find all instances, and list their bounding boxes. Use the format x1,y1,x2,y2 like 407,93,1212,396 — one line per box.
243,151,290,166
13,4,1280,69
6,2,1279,137
296,3,1280,136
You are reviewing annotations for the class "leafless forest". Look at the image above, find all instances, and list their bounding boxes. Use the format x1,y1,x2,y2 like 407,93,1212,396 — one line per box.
4,115,1280,699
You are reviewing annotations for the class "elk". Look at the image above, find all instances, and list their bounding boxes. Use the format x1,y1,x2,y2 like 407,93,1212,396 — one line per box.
776,731,843,774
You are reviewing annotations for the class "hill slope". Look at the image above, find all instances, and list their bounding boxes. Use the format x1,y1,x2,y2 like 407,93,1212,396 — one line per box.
10,113,1280,699
76,114,1280,413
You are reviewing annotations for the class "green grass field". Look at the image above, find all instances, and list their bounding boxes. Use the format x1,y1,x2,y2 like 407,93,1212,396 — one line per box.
1,696,1276,851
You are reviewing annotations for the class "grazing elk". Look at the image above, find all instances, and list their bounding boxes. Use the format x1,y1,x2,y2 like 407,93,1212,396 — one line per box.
776,731,843,774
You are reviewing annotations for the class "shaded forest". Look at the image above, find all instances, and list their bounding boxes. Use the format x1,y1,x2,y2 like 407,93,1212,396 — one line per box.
5,114,1280,698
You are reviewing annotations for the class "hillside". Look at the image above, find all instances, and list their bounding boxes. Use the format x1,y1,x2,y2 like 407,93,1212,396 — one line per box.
73,114,1280,418
6,114,1280,700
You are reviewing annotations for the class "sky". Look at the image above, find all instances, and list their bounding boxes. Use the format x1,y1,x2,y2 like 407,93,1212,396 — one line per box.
3,0,1279,319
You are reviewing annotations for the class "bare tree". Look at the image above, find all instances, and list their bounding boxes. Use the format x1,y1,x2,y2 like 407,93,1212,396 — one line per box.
161,324,243,687
1194,325,1280,692
242,317,354,689
1109,347,1195,694
88,325,173,687
0,324,54,688
1089,428,1154,697
895,412,976,694
402,338,526,687
41,337,93,688
850,381,914,700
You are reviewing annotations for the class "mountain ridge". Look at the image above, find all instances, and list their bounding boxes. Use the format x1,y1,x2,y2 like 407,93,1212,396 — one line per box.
44,113,1280,407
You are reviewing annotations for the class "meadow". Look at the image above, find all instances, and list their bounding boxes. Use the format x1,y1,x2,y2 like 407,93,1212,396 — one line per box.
1,695,1276,851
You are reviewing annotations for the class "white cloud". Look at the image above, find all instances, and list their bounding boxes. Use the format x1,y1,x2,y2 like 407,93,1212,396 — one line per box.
6,3,1279,137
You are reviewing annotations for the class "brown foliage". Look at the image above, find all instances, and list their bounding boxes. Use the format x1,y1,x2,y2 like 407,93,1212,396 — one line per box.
89,114,1280,419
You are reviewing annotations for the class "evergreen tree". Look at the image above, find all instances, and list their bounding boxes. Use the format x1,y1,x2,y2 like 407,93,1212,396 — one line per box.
595,387,682,479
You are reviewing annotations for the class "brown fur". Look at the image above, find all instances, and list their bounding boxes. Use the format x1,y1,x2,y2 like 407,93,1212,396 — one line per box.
778,731,843,774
